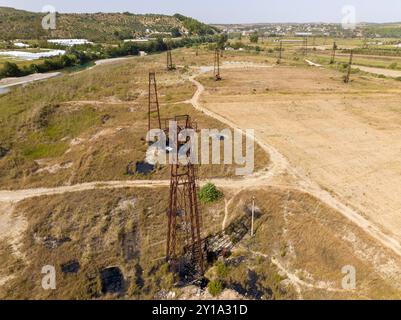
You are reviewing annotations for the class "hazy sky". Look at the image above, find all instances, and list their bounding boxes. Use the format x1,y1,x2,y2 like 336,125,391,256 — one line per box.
1,0,401,24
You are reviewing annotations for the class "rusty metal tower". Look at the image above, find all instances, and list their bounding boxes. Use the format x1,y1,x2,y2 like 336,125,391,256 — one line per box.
166,115,204,277
277,40,283,64
303,37,308,56
167,49,175,71
344,50,353,84
148,72,162,132
330,41,337,64
214,48,222,81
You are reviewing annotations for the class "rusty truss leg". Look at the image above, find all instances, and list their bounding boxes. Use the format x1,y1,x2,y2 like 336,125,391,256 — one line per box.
167,49,175,71
166,117,204,277
330,41,337,64
148,72,161,132
303,37,308,56
277,40,283,64
214,48,222,81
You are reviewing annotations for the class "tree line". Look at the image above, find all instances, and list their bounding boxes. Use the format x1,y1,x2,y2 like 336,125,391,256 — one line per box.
0,35,221,79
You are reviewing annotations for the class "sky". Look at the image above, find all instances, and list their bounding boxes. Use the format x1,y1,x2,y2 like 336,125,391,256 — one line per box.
1,0,401,24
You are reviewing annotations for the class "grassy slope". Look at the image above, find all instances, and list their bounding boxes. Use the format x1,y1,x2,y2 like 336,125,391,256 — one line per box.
2,186,399,299
0,7,215,41
0,49,269,189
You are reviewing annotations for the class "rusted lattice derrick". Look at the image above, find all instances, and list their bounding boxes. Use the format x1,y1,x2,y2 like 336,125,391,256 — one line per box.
303,37,308,56
148,72,161,132
214,48,222,81
277,40,283,64
166,115,204,277
167,48,175,71
344,50,353,84
330,41,337,64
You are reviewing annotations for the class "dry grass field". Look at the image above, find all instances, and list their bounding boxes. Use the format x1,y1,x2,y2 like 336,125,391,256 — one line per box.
2,46,401,300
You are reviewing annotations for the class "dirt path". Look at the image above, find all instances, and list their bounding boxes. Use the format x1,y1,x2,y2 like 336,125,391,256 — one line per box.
353,65,401,78
0,72,61,89
0,202,26,254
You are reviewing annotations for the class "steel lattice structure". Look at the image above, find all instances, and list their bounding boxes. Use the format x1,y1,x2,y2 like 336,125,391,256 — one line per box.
344,50,353,84
148,72,162,132
166,115,204,276
330,41,337,64
167,49,175,71
277,40,283,64
214,48,222,81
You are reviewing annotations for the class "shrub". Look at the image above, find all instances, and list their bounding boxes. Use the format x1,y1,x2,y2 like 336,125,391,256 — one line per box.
249,32,259,43
216,261,228,278
0,62,23,78
199,183,223,204
208,280,223,297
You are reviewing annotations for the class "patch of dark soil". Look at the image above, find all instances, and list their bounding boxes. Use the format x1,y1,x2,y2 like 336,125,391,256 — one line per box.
0,146,9,158
100,267,125,294
120,226,140,262
135,161,155,175
229,270,272,300
34,104,59,128
61,260,80,274
101,114,111,124
134,263,145,288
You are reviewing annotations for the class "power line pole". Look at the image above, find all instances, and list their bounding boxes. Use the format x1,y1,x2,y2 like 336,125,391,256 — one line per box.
251,197,255,237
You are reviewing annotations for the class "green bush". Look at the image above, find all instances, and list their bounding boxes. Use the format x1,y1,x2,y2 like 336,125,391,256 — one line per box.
249,32,259,43
216,261,228,278
0,62,23,77
199,183,223,204
208,280,223,297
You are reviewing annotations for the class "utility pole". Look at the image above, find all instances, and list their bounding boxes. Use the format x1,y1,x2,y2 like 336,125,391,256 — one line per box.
330,41,337,64
344,50,353,84
251,197,255,237
303,37,308,56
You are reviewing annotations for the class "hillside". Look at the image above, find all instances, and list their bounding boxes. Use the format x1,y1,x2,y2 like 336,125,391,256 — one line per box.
0,7,217,41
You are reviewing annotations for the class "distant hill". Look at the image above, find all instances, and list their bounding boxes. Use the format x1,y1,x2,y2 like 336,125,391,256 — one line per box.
0,7,218,41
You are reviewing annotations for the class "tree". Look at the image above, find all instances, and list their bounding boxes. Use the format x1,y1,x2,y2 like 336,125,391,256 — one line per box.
249,32,259,43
